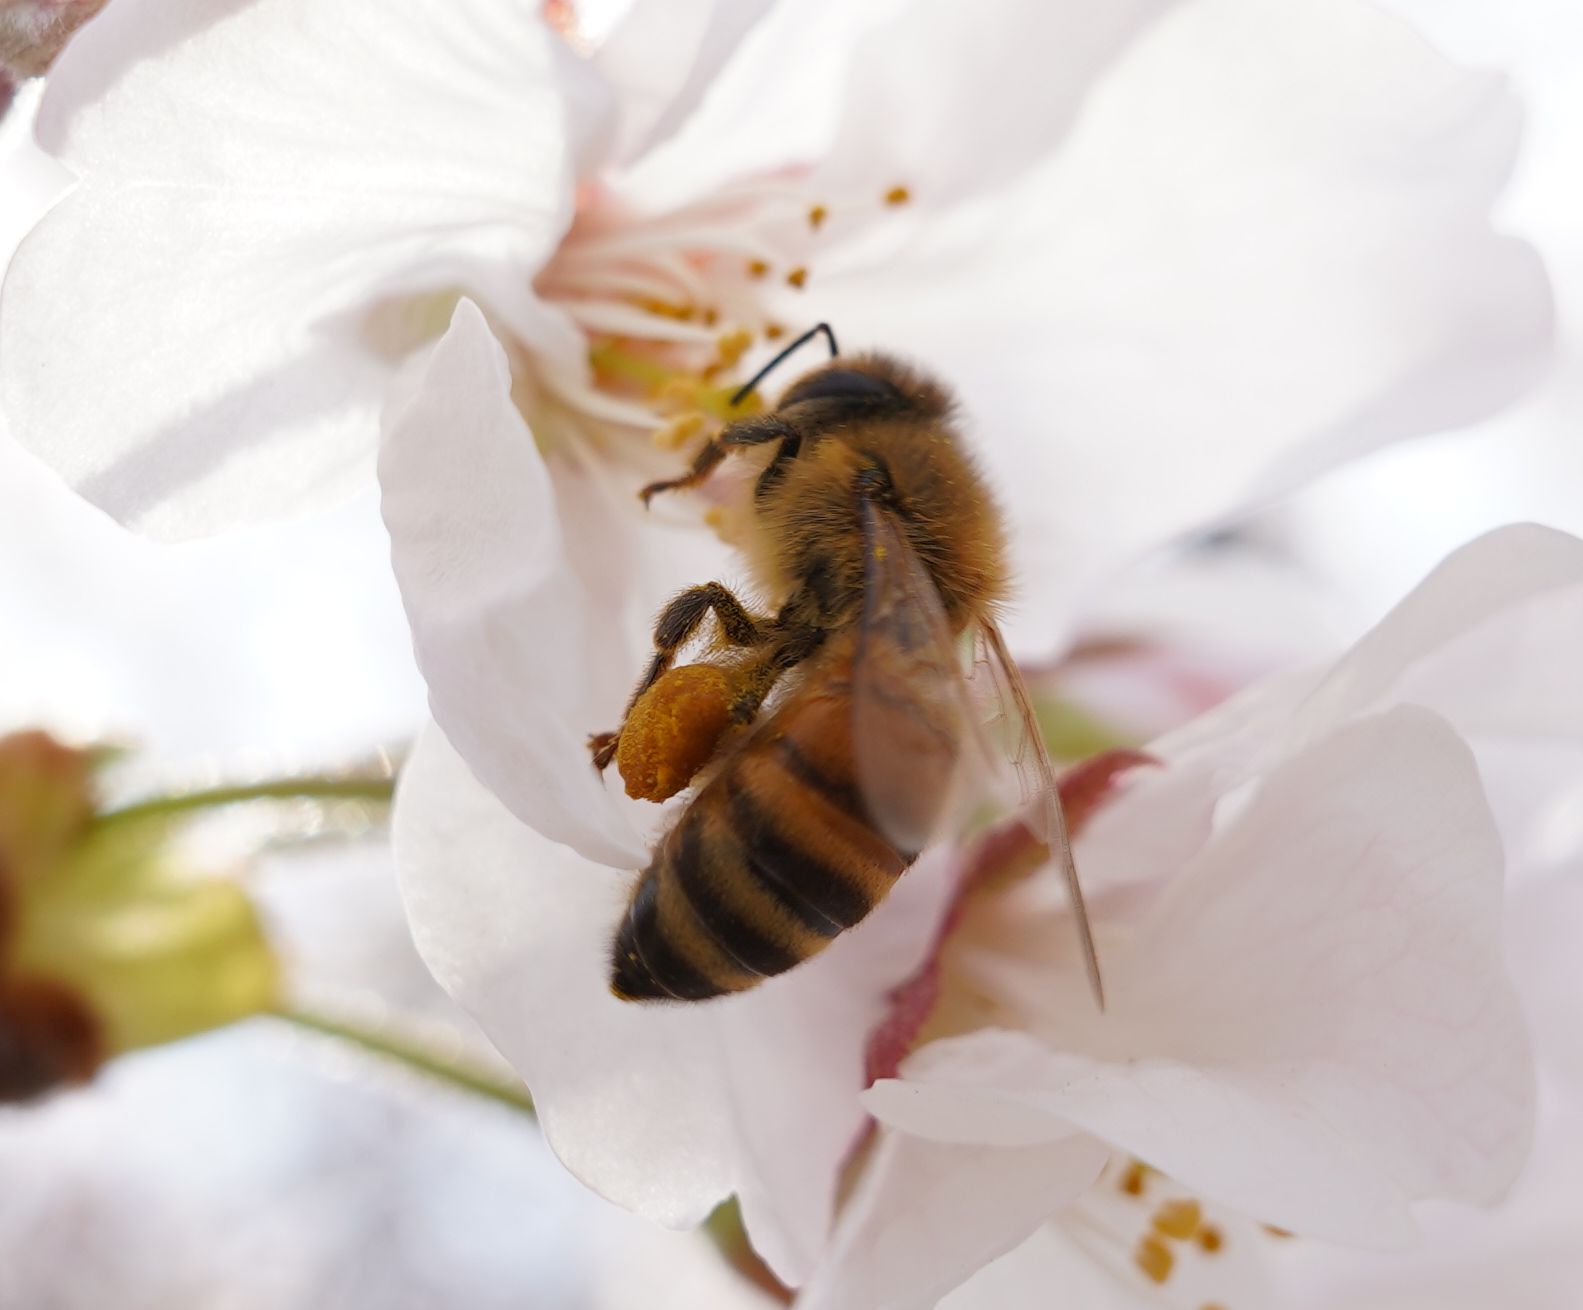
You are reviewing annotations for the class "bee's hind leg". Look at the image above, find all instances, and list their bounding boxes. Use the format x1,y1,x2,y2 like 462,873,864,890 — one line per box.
590,582,771,772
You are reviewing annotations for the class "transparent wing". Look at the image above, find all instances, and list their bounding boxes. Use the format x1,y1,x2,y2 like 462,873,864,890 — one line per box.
973,620,1105,1008
851,500,982,858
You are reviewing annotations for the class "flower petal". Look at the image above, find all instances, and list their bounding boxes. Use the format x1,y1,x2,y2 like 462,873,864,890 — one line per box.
799,1128,1109,1310
809,0,1170,203
395,722,958,1285
1,0,573,536
799,0,1551,654
595,0,777,169
869,707,1532,1246
379,299,644,869
1290,523,1583,744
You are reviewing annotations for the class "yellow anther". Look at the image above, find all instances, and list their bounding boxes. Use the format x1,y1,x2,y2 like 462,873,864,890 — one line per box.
1119,1160,1149,1197
1151,1199,1202,1240
747,259,771,279
785,266,808,290
654,412,707,451
1197,1226,1224,1254
634,296,696,321
1134,1235,1174,1285
655,376,705,411
702,307,719,327
884,185,912,206
715,328,753,371
703,507,728,532
808,203,829,230
764,322,785,340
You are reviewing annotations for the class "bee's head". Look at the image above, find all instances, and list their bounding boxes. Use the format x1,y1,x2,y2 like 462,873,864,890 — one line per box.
726,321,951,426
775,353,953,425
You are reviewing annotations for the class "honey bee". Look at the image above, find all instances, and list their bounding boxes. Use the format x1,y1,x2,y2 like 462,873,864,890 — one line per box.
591,325,1102,1005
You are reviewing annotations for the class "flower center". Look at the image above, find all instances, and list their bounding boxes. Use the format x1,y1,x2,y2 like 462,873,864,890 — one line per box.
526,177,913,479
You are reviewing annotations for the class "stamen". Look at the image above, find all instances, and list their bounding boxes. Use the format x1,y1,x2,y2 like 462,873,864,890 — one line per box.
636,296,696,322
884,185,912,206
785,267,808,290
1263,1225,1294,1240
702,307,720,327
1119,1160,1149,1197
808,204,829,230
747,259,771,280
1134,1235,1174,1285
715,329,753,371
1197,1225,1224,1254
764,322,785,341
1151,1199,1202,1240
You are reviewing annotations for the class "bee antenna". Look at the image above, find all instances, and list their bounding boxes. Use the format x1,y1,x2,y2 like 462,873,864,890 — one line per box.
729,322,839,408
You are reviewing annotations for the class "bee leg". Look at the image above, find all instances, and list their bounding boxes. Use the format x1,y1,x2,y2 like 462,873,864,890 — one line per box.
726,624,827,726
590,582,771,771
639,416,796,505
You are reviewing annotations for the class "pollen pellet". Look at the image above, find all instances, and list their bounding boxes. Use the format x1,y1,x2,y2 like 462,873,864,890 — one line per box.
616,663,738,802
785,266,808,290
1197,1225,1224,1254
1151,1199,1202,1240
1134,1235,1174,1285
884,185,911,205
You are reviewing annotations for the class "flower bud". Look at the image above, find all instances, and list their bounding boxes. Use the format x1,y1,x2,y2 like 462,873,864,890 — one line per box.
0,730,280,1103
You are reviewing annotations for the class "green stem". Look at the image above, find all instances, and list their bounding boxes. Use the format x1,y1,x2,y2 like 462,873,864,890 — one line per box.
271,1005,536,1116
93,775,397,830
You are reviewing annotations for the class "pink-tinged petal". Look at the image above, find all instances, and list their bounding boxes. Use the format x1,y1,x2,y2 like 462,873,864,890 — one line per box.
395,723,958,1285
870,708,1532,1246
379,299,644,869
799,1128,1109,1310
0,0,573,537
799,0,1551,655
595,0,776,169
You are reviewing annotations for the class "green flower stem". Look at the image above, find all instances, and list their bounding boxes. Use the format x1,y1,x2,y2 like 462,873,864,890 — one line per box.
93,775,397,831
271,1005,536,1115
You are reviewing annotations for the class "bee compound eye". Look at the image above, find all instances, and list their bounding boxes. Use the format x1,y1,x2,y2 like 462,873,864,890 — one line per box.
779,368,900,408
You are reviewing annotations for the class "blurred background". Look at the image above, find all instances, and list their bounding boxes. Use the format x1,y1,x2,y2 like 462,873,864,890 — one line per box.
2,0,1581,1305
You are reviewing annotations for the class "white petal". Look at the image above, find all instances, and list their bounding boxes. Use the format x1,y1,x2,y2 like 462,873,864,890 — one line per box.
379,299,644,869
595,0,776,168
810,0,1170,203
799,1129,1109,1310
1290,523,1583,743
1,0,572,536
801,0,1550,655
395,723,958,1285
869,707,1533,1245
939,1200,1275,1310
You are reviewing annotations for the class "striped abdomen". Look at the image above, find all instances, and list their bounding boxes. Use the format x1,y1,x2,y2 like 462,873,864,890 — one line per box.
610,678,921,1002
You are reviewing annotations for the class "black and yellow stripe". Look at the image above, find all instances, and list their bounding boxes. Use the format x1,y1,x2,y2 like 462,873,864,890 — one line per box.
610,684,913,1002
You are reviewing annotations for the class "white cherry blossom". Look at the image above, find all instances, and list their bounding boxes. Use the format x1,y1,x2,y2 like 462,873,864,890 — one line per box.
0,0,1553,650
821,523,1583,1308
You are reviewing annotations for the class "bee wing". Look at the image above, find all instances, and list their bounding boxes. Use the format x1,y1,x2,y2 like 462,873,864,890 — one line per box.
972,619,1105,1008
851,500,986,859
